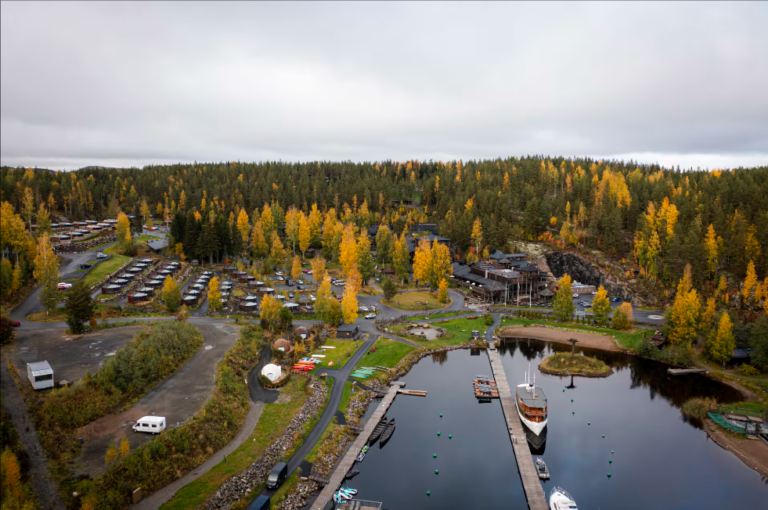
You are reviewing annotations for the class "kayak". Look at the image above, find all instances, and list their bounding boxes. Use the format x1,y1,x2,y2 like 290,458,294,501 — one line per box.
310,354,326,358
328,361,334,366
320,345,337,349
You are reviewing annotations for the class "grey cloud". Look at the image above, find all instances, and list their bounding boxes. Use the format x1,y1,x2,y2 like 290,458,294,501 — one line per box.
1,1,767,170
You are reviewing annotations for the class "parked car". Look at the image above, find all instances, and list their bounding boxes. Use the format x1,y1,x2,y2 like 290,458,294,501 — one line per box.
591,291,597,295
277,276,285,281
359,306,369,312
96,252,108,259
572,293,578,298
303,269,310,273
286,279,294,286
288,293,295,299
57,282,72,290
266,462,288,489
611,297,622,302
306,269,313,274
297,279,304,285
133,416,166,434
297,285,303,290
80,263,92,269
365,313,376,319
276,271,283,276
11,320,20,327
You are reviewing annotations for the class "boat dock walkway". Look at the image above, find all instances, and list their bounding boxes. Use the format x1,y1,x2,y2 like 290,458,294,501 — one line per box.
668,368,707,376
310,382,404,510
487,340,548,510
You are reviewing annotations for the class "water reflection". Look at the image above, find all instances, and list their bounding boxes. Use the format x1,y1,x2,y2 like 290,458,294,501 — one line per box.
430,350,448,365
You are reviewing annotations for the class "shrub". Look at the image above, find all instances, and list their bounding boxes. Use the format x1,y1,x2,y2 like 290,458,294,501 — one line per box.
0,316,15,345
681,397,718,418
740,364,760,376
484,314,494,326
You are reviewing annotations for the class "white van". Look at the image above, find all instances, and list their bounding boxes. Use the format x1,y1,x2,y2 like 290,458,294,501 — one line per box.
132,416,166,434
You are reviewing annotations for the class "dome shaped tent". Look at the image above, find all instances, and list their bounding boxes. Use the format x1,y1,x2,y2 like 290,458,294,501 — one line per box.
261,364,282,382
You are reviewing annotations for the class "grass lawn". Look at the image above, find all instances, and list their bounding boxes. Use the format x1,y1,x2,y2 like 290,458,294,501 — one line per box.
136,234,160,242
406,311,466,320
160,377,310,510
357,337,417,369
338,381,354,415
383,291,448,311
232,288,245,297
27,311,67,322
305,422,339,463
309,339,362,371
499,316,648,350
389,317,488,348
81,252,130,288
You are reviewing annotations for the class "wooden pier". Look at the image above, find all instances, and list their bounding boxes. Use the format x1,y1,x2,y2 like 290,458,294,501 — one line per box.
487,341,548,510
397,389,427,396
310,382,403,510
668,368,707,376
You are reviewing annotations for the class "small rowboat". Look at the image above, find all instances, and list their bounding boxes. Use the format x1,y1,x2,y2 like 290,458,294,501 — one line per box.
379,418,396,446
320,345,337,349
536,458,550,479
355,451,366,462
345,469,359,479
369,417,388,444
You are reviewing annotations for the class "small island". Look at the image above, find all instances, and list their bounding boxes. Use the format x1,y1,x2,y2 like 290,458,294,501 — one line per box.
539,353,613,377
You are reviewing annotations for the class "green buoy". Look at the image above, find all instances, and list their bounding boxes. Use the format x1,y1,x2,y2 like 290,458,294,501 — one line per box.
435,470,439,474
611,450,614,453
440,413,443,417
602,435,605,438
563,389,565,392
571,399,573,402
588,422,591,425
449,434,452,439
609,459,613,464
607,473,612,477
437,431,441,436
433,454,437,458
427,491,431,495
572,411,575,415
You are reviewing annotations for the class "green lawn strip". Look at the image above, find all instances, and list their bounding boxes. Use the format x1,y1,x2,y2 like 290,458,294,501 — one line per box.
269,472,300,509
136,234,160,242
338,381,354,415
305,422,338,464
390,317,488,348
405,311,463,320
309,339,362,371
383,290,448,311
499,317,647,350
82,252,131,288
159,377,310,510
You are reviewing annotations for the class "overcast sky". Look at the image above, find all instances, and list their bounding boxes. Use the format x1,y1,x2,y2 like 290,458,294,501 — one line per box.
2,2,767,170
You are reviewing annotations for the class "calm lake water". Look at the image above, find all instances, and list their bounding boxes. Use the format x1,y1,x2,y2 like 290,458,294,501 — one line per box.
344,341,767,509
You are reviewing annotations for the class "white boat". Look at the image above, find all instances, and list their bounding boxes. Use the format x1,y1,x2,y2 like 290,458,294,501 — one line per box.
515,364,548,436
310,354,327,358
549,486,578,510
536,457,550,479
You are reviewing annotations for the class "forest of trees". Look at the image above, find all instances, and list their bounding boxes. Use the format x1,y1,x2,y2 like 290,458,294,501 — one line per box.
2,158,768,298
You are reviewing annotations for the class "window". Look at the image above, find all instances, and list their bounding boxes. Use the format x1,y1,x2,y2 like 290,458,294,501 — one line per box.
35,374,53,382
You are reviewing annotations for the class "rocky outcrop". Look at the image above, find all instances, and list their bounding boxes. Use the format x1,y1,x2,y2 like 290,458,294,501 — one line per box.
204,378,328,509
545,251,638,304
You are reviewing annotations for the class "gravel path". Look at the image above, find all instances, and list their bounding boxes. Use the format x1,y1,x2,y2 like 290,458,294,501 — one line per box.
0,358,65,510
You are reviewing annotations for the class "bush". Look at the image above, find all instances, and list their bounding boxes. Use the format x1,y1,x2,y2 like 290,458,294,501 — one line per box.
66,314,86,334
740,364,760,376
681,397,718,418
0,316,15,345
484,314,494,326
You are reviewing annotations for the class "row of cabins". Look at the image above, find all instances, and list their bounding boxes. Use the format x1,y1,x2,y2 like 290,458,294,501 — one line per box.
101,258,165,296
182,269,211,306
50,219,118,245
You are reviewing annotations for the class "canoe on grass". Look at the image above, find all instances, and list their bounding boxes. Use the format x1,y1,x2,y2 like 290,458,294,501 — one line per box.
351,373,368,379
310,354,326,358
379,418,396,446
320,345,337,349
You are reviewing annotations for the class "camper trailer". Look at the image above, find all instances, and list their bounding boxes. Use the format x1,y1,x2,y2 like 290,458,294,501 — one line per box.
27,361,54,390
132,416,166,434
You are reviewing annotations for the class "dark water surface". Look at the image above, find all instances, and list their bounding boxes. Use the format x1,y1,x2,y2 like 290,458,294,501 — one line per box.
346,342,767,509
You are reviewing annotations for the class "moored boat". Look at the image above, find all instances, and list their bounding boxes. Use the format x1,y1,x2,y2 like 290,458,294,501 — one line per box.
344,469,359,479
369,417,388,444
379,418,396,446
536,457,550,479
549,486,577,510
516,365,548,436
355,451,366,462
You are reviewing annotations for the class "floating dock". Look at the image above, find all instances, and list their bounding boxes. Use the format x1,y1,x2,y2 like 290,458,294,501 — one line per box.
668,368,707,376
310,382,403,510
486,341,548,510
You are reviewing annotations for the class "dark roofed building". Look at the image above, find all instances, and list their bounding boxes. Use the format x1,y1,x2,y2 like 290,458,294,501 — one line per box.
147,239,169,253
336,323,359,339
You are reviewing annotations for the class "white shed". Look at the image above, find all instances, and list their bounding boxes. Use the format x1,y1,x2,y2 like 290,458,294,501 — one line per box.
261,363,282,382
27,361,54,390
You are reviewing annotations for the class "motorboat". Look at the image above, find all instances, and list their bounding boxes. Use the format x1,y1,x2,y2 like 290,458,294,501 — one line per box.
549,487,577,510
345,469,359,480
339,487,357,495
516,364,548,436
355,451,366,462
536,458,550,480
334,490,352,502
